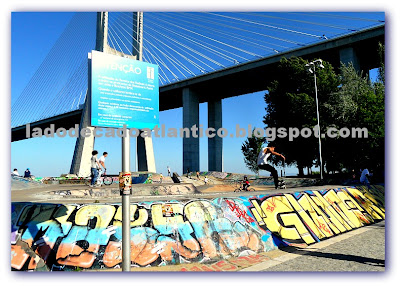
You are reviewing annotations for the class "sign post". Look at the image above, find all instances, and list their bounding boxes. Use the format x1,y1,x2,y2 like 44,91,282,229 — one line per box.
119,170,132,270
90,49,158,271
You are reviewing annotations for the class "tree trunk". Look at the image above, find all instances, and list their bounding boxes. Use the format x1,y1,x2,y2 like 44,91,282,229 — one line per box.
298,165,304,176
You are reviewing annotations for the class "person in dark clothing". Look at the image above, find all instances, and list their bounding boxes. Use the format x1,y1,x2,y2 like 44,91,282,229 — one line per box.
257,146,285,189
24,168,31,178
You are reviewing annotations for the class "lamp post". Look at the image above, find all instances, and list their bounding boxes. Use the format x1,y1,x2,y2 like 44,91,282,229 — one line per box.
306,59,324,180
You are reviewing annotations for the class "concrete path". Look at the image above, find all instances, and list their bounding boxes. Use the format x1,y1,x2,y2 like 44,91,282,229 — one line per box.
241,220,385,272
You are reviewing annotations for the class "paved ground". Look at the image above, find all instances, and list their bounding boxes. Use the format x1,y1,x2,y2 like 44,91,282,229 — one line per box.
243,220,385,272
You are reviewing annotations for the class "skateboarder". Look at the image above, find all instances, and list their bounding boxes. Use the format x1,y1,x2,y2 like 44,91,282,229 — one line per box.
257,146,286,189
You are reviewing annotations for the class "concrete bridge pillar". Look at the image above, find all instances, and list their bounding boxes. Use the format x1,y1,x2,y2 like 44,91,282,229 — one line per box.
137,135,156,172
71,12,156,175
70,89,95,177
182,87,199,174
208,99,223,172
339,46,360,72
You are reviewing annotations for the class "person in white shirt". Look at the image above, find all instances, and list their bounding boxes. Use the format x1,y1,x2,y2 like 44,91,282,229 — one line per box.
99,152,108,174
167,166,171,177
360,167,372,188
257,146,286,189
90,150,101,186
12,168,19,176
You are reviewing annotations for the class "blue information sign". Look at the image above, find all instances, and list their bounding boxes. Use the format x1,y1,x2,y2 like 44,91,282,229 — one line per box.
91,50,159,129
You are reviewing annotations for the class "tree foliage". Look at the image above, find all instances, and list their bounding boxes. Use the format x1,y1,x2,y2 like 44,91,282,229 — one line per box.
263,57,339,175
323,62,385,173
241,130,266,174
258,52,384,177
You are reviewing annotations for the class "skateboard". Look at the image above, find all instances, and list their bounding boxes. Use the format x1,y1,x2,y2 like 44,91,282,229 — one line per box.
278,180,286,189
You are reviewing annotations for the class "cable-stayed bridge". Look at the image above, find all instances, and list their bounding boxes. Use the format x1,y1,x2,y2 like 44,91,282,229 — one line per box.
11,12,385,174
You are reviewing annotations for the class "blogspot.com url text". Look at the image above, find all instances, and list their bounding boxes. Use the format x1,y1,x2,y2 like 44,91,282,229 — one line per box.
25,123,368,141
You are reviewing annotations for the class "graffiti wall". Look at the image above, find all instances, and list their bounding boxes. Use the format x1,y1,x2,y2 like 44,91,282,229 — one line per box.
11,186,384,271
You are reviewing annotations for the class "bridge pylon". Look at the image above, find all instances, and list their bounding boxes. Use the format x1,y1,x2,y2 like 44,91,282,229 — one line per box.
70,12,156,176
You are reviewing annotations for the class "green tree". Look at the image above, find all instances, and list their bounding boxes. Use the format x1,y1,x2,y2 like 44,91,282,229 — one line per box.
241,130,266,174
377,42,385,85
323,62,384,174
263,57,340,175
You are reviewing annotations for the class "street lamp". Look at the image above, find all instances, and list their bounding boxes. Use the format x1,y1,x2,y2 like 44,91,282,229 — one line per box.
306,59,324,180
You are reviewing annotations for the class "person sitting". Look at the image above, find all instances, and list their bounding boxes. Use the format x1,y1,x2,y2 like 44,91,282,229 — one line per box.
12,168,20,176
24,168,31,178
360,166,372,189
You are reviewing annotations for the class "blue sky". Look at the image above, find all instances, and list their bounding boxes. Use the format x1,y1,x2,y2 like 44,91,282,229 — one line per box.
11,12,383,177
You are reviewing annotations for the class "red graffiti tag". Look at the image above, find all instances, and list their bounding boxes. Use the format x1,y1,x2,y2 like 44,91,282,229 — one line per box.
263,197,277,213
327,198,341,213
225,200,255,223
317,221,333,236
354,195,366,205
356,213,371,224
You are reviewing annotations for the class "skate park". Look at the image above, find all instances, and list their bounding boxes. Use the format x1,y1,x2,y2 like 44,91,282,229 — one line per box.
10,12,386,272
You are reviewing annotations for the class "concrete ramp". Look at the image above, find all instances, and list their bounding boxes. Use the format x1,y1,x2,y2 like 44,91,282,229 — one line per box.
11,175,42,191
38,183,199,200
132,174,149,184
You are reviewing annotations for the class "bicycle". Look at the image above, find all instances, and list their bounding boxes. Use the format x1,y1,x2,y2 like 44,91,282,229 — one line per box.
234,180,255,192
203,178,214,185
85,169,113,187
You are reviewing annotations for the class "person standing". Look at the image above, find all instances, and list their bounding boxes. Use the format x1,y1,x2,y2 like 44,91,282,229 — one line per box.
257,146,285,189
90,150,101,187
167,166,171,177
160,174,163,183
99,152,108,174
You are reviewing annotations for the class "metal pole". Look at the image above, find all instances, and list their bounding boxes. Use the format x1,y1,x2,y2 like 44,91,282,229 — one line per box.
121,10,143,272
313,69,324,180
135,11,143,173
121,133,130,271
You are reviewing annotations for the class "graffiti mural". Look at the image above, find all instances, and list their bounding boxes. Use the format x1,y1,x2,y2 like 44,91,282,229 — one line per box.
11,186,384,271
248,187,384,245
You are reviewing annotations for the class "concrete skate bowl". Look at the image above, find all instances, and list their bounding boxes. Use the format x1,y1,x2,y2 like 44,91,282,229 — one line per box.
11,175,42,191
41,173,175,186
11,185,385,271
34,183,200,201
184,172,321,188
